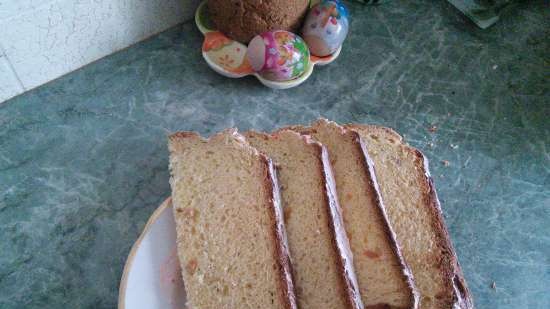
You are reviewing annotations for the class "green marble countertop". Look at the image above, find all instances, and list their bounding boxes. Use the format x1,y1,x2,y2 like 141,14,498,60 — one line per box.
1,1,548,308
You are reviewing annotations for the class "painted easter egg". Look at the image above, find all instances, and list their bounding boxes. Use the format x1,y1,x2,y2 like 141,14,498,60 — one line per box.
247,30,310,81
301,0,349,57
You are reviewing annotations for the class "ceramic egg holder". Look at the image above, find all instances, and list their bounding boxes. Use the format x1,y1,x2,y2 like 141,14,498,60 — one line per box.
195,0,343,89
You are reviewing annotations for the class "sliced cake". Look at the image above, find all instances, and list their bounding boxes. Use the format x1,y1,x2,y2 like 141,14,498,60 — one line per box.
168,130,297,309
288,119,418,309
346,124,473,309
245,130,363,309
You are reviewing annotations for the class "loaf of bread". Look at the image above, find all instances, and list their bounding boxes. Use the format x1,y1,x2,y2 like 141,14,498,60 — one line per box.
245,130,363,309
346,124,474,309
168,130,297,309
287,119,418,309
207,0,309,43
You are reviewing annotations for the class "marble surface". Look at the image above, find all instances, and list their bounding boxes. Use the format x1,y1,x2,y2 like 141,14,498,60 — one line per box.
0,1,548,308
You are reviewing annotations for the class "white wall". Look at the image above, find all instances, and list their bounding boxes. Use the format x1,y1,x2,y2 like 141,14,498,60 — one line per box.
0,0,200,103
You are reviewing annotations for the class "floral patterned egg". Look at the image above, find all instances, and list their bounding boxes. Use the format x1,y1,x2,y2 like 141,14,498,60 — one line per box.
247,30,310,81
301,0,349,57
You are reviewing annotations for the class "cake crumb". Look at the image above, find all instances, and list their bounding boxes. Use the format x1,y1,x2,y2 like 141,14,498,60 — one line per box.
428,142,434,148
186,259,198,275
363,250,382,259
428,125,438,133
441,160,450,167
450,144,459,149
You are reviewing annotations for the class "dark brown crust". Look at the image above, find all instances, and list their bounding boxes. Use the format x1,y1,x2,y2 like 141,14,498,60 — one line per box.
421,153,474,309
261,154,298,309
207,0,309,43
353,131,420,309
346,124,474,309
317,144,365,309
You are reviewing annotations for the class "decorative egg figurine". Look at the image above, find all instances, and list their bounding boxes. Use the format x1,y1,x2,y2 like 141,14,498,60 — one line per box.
301,0,349,57
247,30,310,81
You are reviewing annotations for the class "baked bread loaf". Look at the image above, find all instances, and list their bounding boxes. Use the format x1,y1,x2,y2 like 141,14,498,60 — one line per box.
245,130,363,309
346,124,474,309
287,119,418,309
168,130,297,309
207,0,310,43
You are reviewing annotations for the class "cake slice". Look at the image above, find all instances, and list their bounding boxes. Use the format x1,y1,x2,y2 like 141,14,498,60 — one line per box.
346,124,474,309
245,130,363,309
168,130,297,309
288,119,418,309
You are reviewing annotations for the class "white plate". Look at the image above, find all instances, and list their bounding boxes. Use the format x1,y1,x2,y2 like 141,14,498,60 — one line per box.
118,198,187,309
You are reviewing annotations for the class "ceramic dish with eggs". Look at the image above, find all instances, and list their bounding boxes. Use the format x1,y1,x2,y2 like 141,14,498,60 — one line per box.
195,0,350,89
